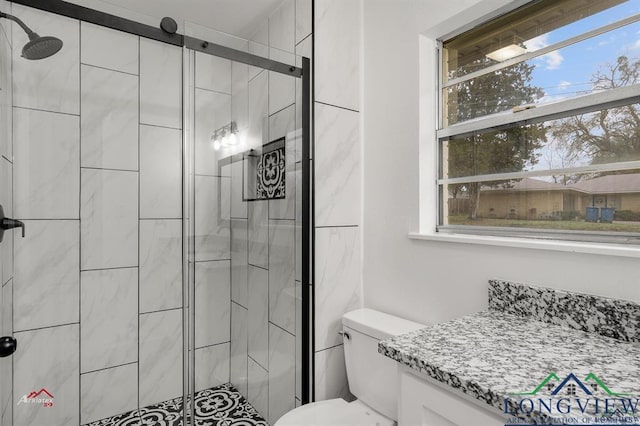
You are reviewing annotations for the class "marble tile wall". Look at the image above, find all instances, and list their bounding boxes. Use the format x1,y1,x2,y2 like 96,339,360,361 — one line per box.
313,0,363,402
192,50,233,399
3,2,313,425
4,8,184,425
0,3,12,423
225,0,312,423
8,5,83,425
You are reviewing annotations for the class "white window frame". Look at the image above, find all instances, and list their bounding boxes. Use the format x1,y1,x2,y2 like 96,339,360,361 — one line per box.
413,0,640,258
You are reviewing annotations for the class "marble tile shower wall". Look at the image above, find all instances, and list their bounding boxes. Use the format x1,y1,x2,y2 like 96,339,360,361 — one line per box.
313,0,362,403
207,0,312,424
1,4,183,425
0,1,14,424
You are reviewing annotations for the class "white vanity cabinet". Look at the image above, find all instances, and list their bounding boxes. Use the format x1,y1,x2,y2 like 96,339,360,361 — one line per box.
398,367,506,426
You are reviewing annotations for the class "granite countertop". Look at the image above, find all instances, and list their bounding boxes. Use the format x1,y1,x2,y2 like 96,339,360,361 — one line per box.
379,281,640,424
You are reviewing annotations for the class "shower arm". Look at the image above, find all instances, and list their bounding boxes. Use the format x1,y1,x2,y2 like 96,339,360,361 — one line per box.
0,12,38,40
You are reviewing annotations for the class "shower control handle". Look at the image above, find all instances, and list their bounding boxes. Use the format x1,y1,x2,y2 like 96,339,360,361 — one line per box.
0,336,17,358
0,204,25,243
2,218,25,237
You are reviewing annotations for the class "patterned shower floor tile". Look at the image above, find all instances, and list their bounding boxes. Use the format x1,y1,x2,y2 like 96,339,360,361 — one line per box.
85,383,268,426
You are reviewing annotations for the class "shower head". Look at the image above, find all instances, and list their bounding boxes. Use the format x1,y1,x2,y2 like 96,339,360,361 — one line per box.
0,12,63,60
21,35,63,60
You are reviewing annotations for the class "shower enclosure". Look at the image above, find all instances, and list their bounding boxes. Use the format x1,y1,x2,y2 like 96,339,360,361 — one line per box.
0,1,312,425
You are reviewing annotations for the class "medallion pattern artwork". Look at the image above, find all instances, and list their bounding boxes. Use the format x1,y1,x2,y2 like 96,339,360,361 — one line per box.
85,384,268,426
256,140,285,200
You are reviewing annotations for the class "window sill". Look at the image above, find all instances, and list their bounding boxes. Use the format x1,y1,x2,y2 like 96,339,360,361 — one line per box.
408,232,640,258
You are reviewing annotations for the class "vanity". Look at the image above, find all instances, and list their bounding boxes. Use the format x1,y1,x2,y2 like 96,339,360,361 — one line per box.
379,280,640,426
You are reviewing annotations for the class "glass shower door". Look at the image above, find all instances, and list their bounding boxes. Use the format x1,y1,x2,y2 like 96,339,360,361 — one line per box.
183,24,310,425
0,4,188,425
0,3,310,426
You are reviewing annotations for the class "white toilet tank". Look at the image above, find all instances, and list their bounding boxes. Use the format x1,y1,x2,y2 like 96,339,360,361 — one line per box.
342,309,425,421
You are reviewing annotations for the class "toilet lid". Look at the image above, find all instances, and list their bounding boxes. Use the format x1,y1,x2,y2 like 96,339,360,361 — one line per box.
275,399,394,426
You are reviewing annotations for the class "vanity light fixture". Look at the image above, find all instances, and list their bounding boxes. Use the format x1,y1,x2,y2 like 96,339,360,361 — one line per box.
211,121,238,151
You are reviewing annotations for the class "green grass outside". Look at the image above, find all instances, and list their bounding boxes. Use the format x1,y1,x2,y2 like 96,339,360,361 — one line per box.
448,215,640,232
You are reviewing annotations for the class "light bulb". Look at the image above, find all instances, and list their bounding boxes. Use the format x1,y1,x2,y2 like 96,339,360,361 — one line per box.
228,133,237,145
213,139,221,150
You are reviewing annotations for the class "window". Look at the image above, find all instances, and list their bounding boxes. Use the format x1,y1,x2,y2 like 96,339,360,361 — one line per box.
437,0,640,244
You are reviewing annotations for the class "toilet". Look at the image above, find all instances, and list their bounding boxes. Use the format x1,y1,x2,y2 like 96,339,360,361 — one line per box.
275,308,425,426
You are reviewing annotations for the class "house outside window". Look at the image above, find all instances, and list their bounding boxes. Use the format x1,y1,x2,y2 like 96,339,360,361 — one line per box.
437,0,640,244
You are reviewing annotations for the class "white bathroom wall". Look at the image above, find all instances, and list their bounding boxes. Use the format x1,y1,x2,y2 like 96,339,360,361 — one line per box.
361,0,640,331
313,0,363,403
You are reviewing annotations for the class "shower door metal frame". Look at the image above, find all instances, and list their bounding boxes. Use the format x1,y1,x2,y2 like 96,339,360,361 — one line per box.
7,0,314,422
183,48,312,424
